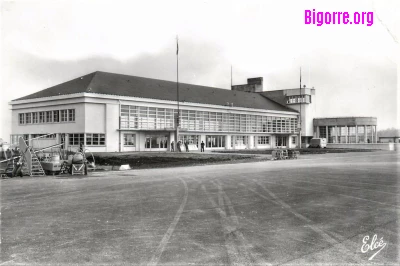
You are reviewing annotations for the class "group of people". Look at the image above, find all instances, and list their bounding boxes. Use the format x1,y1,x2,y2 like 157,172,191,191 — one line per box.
170,141,205,152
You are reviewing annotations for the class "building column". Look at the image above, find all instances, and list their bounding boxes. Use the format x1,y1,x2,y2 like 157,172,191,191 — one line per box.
271,135,276,149
325,126,328,140
225,135,231,150
374,126,377,143
345,126,348,143
248,135,254,149
316,126,320,138
30,134,34,147
169,132,175,151
364,125,367,143
254,136,258,149
119,131,122,152
355,125,358,143
232,135,236,150
335,126,338,143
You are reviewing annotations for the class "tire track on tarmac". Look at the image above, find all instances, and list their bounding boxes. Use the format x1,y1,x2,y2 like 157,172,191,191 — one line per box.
275,178,398,196
244,180,365,264
211,180,265,265
200,182,251,266
251,179,400,211
147,177,188,266
188,176,260,265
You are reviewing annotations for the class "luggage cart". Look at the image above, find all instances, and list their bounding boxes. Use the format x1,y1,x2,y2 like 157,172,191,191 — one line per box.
272,149,288,160
288,150,299,159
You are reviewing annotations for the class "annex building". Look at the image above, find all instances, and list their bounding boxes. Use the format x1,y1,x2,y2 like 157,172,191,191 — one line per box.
9,71,378,152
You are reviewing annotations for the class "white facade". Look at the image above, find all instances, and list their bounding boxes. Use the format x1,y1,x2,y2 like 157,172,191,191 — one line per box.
10,92,300,152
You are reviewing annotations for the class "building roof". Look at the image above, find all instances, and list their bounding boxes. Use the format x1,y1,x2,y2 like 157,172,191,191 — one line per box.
12,71,295,113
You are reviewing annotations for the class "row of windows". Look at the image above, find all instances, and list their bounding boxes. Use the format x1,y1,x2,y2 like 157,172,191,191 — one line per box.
258,136,270,145
178,135,199,146
123,134,274,149
287,95,311,104
69,133,106,146
206,135,225,148
31,134,56,139
10,133,105,146
19,109,75,124
121,105,298,133
319,126,376,143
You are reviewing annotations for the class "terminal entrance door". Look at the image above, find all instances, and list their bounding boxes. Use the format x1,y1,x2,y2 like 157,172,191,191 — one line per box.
276,136,287,148
145,135,168,151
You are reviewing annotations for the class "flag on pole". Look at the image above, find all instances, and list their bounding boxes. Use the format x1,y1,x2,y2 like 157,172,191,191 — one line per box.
176,36,179,55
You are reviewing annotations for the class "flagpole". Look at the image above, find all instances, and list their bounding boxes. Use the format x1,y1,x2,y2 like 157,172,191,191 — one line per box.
299,67,302,149
230,65,232,88
175,36,180,152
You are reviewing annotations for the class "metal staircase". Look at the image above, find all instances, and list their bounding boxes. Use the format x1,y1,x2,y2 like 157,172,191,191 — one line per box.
22,149,45,176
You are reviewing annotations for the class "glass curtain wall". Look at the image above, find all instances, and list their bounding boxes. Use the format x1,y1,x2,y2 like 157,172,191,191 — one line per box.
120,105,298,134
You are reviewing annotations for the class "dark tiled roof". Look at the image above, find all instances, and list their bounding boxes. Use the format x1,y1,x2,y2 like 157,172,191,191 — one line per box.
13,71,295,113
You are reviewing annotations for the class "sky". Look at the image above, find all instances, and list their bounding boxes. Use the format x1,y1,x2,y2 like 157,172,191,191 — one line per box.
0,0,399,140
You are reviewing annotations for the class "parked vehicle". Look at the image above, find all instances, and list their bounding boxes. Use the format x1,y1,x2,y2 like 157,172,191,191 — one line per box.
309,138,327,148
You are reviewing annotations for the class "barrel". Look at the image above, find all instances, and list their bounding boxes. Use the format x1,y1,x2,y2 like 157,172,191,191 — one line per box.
72,153,84,164
67,155,73,164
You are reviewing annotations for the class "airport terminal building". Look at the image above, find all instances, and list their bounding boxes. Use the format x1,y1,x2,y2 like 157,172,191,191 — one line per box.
9,71,377,152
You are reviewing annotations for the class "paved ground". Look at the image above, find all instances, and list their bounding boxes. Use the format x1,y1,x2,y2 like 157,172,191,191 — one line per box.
1,151,399,265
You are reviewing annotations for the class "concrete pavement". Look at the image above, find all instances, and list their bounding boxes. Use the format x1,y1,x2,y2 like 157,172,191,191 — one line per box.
1,151,399,265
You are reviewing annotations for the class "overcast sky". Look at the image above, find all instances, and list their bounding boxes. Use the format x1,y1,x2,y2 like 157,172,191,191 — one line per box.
1,0,399,139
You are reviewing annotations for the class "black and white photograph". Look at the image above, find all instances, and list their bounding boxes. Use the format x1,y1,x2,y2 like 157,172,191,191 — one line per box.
0,0,399,265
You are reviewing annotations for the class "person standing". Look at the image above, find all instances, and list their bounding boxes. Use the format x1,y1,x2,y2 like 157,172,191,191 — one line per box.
201,141,205,152
171,141,174,152
184,141,189,152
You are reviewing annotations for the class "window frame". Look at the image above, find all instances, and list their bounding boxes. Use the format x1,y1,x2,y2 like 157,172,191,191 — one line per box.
258,136,270,145
123,134,136,146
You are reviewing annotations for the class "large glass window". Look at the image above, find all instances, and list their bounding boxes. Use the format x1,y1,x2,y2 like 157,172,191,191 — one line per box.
119,105,298,133
179,135,199,147
258,136,270,145
233,136,248,147
338,126,347,143
357,126,365,143
328,126,336,143
124,134,135,146
348,126,356,143
319,126,327,138
69,133,84,146
206,135,225,148
86,133,106,146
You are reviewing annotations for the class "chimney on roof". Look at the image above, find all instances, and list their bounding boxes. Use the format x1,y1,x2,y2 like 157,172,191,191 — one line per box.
231,77,263,93
247,77,263,86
